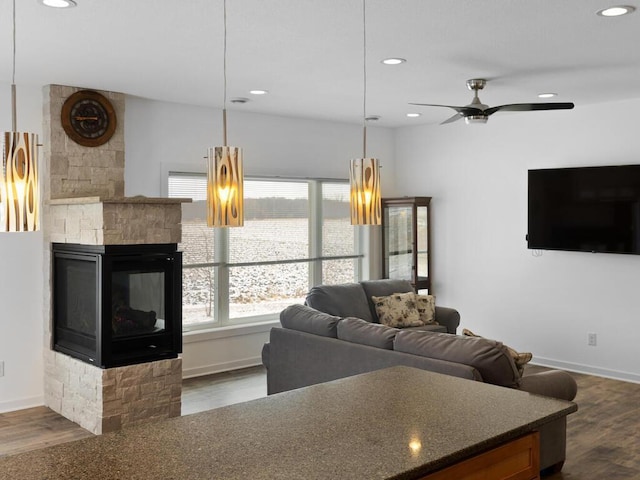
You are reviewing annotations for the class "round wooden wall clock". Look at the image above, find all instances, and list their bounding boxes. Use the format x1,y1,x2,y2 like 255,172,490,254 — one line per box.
61,90,117,147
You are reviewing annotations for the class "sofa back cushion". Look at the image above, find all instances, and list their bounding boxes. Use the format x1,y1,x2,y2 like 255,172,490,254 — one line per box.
280,304,341,338
337,317,399,349
394,330,521,387
360,279,414,323
305,283,373,322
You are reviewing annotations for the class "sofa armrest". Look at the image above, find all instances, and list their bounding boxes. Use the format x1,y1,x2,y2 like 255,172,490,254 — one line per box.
434,306,460,334
518,370,578,401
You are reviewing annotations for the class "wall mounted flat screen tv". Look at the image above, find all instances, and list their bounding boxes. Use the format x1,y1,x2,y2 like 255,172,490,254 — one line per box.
528,165,640,254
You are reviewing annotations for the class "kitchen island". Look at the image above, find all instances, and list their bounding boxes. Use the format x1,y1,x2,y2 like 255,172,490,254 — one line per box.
0,366,576,479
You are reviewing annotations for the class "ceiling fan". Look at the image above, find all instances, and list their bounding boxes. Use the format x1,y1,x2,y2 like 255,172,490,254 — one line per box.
410,79,574,125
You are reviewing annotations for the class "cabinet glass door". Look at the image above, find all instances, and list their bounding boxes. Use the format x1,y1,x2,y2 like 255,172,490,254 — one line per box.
416,205,428,285
384,205,413,281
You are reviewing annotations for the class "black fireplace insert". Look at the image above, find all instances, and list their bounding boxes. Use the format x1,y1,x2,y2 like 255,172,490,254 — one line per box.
52,243,182,368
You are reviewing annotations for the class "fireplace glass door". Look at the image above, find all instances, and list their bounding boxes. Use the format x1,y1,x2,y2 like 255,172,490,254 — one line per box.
112,266,166,338
55,255,99,359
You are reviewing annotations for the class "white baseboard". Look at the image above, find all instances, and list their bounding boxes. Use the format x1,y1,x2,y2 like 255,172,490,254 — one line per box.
532,357,640,384
0,395,45,414
182,356,263,379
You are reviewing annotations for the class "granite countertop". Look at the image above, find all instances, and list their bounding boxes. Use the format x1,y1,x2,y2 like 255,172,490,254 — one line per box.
0,366,576,480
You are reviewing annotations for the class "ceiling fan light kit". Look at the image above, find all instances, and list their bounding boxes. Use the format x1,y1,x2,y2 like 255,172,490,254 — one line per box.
410,78,574,125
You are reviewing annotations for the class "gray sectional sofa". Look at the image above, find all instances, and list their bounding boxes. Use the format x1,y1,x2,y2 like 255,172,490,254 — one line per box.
261,279,578,473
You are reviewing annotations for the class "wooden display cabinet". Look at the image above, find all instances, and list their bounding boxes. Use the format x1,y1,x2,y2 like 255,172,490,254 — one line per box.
382,197,431,293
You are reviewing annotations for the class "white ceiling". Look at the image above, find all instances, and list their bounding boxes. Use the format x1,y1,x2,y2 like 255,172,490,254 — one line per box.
1,0,639,127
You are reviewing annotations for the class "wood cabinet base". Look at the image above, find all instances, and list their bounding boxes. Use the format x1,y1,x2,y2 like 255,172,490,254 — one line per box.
420,432,540,480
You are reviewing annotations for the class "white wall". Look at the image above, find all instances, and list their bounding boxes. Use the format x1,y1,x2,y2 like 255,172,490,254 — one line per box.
0,84,45,412
124,97,397,197
395,98,640,382
124,97,396,378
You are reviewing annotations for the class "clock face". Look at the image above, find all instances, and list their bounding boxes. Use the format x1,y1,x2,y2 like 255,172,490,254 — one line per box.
61,90,117,147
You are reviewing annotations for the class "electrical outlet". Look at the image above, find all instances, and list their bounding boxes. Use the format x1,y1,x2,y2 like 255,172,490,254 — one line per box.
588,332,597,347
0,360,4,377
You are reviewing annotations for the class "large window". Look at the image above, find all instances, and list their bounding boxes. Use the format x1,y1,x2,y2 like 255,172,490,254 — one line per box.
168,173,361,329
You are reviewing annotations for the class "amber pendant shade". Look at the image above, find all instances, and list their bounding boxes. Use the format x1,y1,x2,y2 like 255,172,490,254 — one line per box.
207,146,243,227
350,157,381,226
1,131,39,232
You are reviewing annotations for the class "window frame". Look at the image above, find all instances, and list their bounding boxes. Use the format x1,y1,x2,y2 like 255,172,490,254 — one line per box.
165,165,364,331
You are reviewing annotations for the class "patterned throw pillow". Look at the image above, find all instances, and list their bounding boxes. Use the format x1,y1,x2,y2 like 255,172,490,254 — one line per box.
462,328,533,376
414,294,438,325
372,292,423,328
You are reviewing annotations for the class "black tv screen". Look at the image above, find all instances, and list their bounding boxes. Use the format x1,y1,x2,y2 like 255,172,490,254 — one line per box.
528,165,640,254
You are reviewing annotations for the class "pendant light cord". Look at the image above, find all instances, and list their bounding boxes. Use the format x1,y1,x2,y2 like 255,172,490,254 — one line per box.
11,0,17,131
222,0,228,146
362,0,367,158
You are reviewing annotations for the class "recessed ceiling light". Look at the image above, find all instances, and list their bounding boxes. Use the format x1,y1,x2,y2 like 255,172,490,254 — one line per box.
406,113,421,118
39,0,77,8
249,90,268,95
365,115,380,121
538,93,557,98
596,5,635,16
381,58,406,65
230,97,249,104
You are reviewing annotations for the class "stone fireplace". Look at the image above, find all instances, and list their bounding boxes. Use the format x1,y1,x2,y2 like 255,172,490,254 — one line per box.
52,243,182,368
42,85,189,434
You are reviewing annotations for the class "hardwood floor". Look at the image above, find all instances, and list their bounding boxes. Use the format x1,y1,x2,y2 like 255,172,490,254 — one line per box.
1,365,639,479
0,406,94,458
181,365,267,416
0,366,268,458
531,366,640,480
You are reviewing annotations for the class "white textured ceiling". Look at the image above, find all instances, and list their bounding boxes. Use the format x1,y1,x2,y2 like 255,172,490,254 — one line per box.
1,0,639,127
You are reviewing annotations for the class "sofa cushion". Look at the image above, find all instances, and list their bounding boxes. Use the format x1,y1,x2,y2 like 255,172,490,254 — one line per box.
403,324,448,334
361,279,414,322
394,330,521,387
462,328,533,376
415,294,437,325
372,293,423,327
337,317,399,349
280,304,341,338
306,283,373,322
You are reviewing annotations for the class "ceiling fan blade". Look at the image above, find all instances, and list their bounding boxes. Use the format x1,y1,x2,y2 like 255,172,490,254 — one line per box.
409,102,466,112
440,112,464,125
485,102,575,116
409,103,484,121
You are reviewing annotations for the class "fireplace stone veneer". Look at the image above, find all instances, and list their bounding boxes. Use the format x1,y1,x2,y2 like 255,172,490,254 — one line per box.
44,354,182,434
42,84,190,434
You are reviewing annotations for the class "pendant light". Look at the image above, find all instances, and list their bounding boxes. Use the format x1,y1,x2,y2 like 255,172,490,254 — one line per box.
1,0,39,232
207,0,244,227
350,0,381,226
